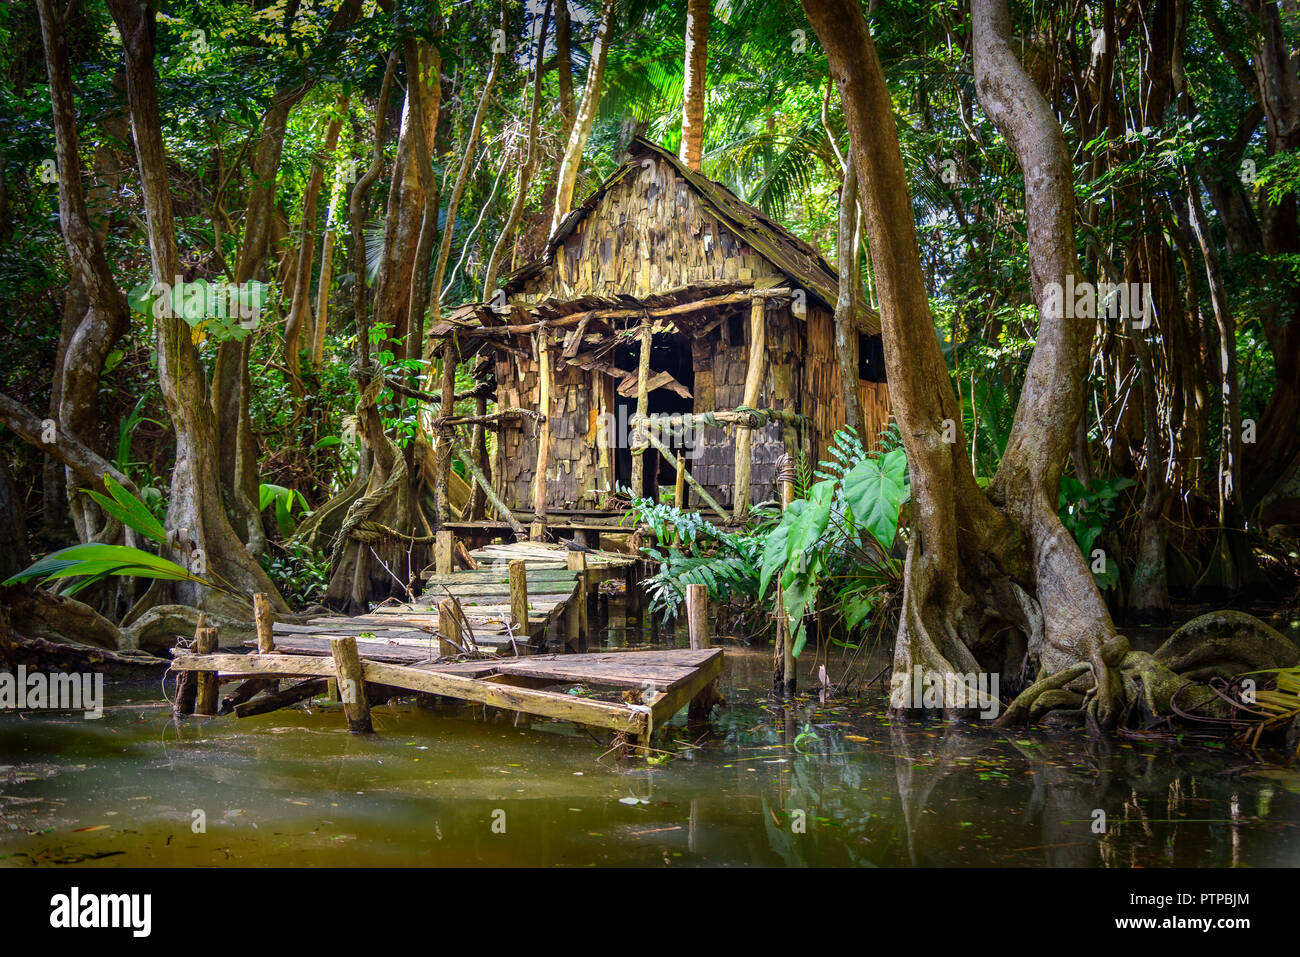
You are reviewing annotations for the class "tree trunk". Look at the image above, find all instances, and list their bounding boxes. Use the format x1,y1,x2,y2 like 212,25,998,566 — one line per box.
555,0,575,144
551,0,616,235
107,0,286,616
801,0,1152,731
680,0,709,171
37,0,131,543
286,98,346,385
0,457,30,582
482,0,552,299
430,4,504,325
834,160,864,436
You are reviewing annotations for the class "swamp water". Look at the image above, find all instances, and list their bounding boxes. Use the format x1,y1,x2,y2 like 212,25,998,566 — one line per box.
2,617,1299,867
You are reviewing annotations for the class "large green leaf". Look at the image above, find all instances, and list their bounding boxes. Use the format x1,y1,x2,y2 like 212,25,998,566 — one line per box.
842,447,907,548
782,573,819,658
758,508,793,599
83,475,168,544
783,480,834,569
3,543,208,590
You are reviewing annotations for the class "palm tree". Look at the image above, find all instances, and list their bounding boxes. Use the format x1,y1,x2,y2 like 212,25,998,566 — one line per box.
679,0,709,170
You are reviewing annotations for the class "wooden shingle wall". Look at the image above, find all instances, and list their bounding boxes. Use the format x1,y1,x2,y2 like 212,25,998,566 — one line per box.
515,155,786,302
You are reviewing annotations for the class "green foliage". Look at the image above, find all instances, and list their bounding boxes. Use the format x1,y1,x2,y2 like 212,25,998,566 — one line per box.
3,543,212,597
627,500,763,619
3,478,215,596
259,483,312,539
260,545,330,607
1058,475,1138,590
633,428,906,657
83,475,167,545
759,429,907,657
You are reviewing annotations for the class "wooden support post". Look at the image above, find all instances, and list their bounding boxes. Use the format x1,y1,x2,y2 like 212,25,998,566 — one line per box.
330,635,373,734
630,312,652,499
435,529,454,575
533,331,551,521
686,583,709,649
436,337,457,525
674,455,686,508
594,370,611,487
437,598,461,657
466,393,489,520
508,559,528,636
253,593,275,654
194,626,219,716
625,563,642,626
774,455,796,697
565,551,588,651
529,520,546,542
172,612,206,715
733,297,768,520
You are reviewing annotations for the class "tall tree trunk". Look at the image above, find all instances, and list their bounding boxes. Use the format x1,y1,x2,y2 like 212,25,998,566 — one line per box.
37,0,131,543
322,40,443,612
550,0,615,235
800,0,1186,732
680,0,709,171
834,160,864,436
401,37,443,365
1239,0,1300,510
555,0,575,144
286,98,347,385
107,0,286,615
430,4,504,325
483,0,553,299
311,126,349,367
1186,166,1249,592
0,457,30,582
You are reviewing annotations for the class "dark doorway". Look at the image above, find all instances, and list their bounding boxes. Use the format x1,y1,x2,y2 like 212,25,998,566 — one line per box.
613,331,696,501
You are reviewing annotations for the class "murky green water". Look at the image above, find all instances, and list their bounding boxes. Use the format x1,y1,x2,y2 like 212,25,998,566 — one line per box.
2,638,1299,867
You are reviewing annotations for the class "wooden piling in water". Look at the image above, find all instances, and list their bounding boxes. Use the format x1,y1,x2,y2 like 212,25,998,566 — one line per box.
685,584,722,720
330,635,372,733
508,559,528,638
195,626,219,716
172,613,205,715
566,550,588,651
253,593,275,655
438,597,461,657
686,583,709,649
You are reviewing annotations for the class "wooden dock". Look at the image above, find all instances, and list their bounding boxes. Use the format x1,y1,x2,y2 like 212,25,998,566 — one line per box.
169,541,725,749
273,540,637,655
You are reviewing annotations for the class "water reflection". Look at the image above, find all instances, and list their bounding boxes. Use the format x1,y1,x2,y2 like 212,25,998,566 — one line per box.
1,641,1297,867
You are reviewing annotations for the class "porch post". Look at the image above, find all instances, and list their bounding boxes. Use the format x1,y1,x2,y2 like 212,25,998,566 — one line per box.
733,296,768,520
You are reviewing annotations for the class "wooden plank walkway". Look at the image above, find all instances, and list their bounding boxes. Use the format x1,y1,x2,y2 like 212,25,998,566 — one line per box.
275,540,635,655
168,541,726,745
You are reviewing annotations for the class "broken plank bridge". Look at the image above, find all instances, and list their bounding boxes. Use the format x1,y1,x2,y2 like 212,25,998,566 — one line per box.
170,541,724,748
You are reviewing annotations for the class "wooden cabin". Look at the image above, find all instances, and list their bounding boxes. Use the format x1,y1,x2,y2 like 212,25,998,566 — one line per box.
428,138,889,538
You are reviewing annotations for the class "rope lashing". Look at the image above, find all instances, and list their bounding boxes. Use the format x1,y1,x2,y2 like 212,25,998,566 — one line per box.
776,453,797,485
